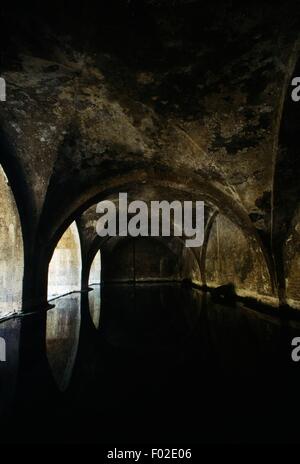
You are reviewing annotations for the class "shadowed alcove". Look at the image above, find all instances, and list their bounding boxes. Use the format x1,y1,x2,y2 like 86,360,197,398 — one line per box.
99,236,201,284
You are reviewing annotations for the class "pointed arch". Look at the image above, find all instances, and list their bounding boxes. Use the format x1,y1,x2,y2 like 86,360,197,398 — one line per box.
48,221,82,300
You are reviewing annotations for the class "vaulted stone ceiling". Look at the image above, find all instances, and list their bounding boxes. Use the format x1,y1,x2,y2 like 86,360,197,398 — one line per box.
1,0,300,309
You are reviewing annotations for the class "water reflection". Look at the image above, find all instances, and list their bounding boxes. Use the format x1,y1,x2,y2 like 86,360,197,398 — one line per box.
46,293,81,391
196,295,283,376
1,285,300,443
100,283,203,349
88,285,101,329
0,318,21,416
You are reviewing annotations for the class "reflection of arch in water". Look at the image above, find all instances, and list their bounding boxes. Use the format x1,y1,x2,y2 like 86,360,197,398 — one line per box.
88,285,101,329
48,221,82,300
46,293,81,391
0,318,21,415
0,165,24,316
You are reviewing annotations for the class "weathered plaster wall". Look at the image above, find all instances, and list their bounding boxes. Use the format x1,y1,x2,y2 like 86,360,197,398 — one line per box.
101,236,200,284
0,1,300,310
205,214,275,305
284,208,300,309
0,165,24,316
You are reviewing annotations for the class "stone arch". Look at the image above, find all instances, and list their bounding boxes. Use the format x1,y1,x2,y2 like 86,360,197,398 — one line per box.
42,172,276,306
82,195,204,289
47,221,82,300
273,48,300,305
42,170,273,276
39,168,255,245
0,164,24,316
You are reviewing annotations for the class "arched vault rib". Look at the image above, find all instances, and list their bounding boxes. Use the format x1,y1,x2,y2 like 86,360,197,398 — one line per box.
42,173,276,297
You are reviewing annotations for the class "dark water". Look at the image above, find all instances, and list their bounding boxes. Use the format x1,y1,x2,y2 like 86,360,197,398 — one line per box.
1,283,300,444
